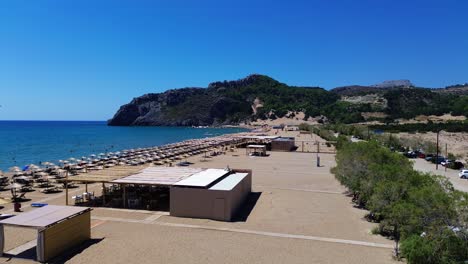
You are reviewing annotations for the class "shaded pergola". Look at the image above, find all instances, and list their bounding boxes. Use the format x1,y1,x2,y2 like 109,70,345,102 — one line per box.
246,145,267,156
64,167,204,208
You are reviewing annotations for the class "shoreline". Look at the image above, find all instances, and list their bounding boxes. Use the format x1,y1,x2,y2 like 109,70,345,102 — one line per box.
0,125,250,173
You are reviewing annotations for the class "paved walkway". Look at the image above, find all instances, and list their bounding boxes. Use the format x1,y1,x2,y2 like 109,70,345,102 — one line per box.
91,215,394,249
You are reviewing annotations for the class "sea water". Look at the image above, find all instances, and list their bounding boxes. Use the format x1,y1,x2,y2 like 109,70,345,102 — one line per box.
0,121,247,171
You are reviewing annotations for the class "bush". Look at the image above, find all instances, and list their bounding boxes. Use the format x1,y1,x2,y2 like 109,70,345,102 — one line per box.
333,141,468,263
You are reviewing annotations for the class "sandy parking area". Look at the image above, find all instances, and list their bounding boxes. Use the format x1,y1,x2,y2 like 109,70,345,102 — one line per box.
412,158,468,192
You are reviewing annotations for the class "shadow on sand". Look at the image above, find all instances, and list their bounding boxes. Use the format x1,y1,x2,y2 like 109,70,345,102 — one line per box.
232,192,262,222
49,238,105,263
3,238,104,263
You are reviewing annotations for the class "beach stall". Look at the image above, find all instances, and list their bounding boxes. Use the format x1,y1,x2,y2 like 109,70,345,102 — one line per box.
246,145,267,156
0,205,91,262
271,137,296,152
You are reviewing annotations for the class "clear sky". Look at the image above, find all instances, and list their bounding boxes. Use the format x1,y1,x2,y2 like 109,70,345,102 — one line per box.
0,0,467,121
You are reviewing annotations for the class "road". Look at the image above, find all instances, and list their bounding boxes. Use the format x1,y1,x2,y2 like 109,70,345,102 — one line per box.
412,158,468,192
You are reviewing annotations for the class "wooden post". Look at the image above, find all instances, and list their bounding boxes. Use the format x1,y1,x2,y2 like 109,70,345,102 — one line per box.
102,183,106,205
65,170,69,206
302,141,304,152
445,143,448,172
85,183,88,193
122,184,127,208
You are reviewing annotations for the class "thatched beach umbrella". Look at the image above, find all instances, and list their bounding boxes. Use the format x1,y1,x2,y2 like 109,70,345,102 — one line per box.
8,182,23,190
9,166,21,173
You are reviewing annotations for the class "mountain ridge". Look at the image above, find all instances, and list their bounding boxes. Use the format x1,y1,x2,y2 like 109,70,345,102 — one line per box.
108,75,468,126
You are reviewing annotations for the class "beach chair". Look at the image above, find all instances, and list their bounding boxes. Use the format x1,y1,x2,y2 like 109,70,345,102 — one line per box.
31,203,48,207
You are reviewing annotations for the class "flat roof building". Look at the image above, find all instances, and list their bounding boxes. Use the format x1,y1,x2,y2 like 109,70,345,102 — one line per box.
171,169,252,221
66,167,252,222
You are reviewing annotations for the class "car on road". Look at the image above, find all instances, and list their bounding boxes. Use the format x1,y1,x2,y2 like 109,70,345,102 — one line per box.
425,154,435,161
459,170,468,179
404,151,417,158
441,159,453,167
431,156,446,164
449,161,464,170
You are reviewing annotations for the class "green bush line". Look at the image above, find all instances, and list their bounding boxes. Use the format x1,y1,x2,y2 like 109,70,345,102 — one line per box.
332,141,468,263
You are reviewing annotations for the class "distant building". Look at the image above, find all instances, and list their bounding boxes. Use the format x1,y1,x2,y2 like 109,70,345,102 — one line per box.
284,125,299,131
271,137,296,151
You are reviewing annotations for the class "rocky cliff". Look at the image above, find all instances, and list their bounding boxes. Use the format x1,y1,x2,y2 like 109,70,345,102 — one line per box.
108,74,301,126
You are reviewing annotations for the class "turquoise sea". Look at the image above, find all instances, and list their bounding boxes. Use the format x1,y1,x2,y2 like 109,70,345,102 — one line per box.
0,121,247,171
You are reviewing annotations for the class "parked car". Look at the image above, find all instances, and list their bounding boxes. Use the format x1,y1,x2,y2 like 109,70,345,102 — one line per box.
417,153,426,159
459,169,468,179
449,161,464,170
425,154,435,161
441,159,453,167
431,156,446,164
404,151,417,158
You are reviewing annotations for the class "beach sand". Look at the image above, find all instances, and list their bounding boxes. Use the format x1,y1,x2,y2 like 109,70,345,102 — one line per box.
0,130,396,264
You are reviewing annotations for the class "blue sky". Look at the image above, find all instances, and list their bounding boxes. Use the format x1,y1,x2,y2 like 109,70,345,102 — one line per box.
0,0,467,121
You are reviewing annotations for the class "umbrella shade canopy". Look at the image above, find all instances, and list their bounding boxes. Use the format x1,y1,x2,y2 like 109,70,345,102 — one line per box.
14,176,30,180
9,166,21,171
8,183,23,189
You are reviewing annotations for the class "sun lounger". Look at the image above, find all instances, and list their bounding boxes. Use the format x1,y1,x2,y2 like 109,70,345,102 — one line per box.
31,203,48,207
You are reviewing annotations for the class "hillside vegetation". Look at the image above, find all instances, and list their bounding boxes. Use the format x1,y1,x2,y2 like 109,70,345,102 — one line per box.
108,74,468,126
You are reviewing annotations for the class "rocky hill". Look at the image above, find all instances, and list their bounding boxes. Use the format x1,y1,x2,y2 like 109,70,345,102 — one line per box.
433,85,468,96
108,75,337,126
108,75,468,126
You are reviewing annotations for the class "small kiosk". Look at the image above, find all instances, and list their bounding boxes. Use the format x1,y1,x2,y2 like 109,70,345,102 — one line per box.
246,145,267,156
0,205,91,262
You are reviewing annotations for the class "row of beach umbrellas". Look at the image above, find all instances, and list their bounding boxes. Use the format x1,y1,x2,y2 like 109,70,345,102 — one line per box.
2,135,247,190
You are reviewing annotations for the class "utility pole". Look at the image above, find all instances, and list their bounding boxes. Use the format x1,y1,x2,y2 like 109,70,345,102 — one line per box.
436,130,440,170
316,141,320,167
445,143,448,172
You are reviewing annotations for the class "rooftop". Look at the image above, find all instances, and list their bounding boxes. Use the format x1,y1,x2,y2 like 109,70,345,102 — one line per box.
173,168,229,187
112,167,204,186
209,172,248,191
0,205,90,229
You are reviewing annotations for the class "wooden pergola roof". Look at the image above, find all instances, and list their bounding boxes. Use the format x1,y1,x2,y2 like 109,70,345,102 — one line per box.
112,167,204,186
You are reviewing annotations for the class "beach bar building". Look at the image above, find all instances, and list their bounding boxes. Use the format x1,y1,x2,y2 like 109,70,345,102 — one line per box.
66,167,252,221
0,205,91,262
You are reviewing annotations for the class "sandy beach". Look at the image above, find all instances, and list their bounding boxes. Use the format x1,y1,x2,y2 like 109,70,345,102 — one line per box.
0,130,397,264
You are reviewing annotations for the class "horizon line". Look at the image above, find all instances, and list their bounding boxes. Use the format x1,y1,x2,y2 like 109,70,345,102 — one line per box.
0,119,107,122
